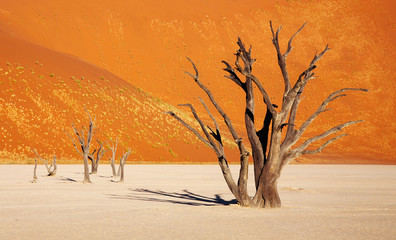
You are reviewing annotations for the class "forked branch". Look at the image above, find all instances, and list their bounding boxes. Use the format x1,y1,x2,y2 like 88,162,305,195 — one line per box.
165,111,211,148
199,97,223,150
270,21,307,96
178,103,222,156
280,44,330,120
302,134,347,155
231,39,277,116
284,88,368,149
291,120,363,158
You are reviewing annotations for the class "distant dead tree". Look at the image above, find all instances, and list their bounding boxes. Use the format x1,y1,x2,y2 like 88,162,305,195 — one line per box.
108,137,131,180
31,157,38,183
32,149,57,176
66,108,96,183
88,140,109,174
167,22,368,208
117,149,131,183
108,137,118,177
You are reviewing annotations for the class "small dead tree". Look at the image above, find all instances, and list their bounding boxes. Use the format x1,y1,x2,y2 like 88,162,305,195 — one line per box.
118,149,131,183
31,157,38,183
89,140,109,174
66,109,96,183
167,22,367,208
32,149,57,176
108,137,118,177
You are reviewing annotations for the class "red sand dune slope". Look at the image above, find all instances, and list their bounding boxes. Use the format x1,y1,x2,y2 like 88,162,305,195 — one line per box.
0,30,219,164
0,0,395,163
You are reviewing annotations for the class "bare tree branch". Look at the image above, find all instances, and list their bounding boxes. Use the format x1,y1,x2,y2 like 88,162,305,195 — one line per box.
178,103,222,156
180,58,252,204
233,39,277,116
291,120,363,157
302,134,347,155
184,58,248,145
270,21,307,96
285,88,368,150
65,129,84,156
282,84,306,149
32,149,56,176
222,61,245,90
280,45,330,122
89,140,109,174
165,111,212,148
199,97,223,150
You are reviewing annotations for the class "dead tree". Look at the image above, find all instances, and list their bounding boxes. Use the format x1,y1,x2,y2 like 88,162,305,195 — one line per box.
31,157,38,183
167,22,368,208
89,140,109,174
32,149,57,176
66,108,96,183
108,138,118,177
118,149,131,183
117,154,123,177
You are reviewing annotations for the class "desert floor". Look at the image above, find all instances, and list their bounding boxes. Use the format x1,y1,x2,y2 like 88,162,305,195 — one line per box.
0,164,395,240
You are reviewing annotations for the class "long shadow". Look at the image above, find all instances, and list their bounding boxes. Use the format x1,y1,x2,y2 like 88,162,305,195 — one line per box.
60,177,77,182
109,188,237,207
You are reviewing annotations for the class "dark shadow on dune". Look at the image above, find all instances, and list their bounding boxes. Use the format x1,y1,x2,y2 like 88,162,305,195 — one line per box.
109,188,237,206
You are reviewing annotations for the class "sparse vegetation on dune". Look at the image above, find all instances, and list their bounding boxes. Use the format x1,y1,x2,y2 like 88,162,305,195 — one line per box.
0,56,214,164
0,32,218,164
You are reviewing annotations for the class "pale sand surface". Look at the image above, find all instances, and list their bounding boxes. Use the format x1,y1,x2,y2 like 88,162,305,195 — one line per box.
0,164,395,240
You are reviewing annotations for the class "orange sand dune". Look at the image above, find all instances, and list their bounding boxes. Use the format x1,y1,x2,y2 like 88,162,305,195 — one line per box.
0,0,395,163
0,30,221,164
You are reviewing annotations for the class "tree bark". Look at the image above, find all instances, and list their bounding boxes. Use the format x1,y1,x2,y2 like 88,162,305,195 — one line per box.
83,152,91,183
108,138,118,177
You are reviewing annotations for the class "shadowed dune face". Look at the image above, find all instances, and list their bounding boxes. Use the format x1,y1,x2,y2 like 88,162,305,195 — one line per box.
0,0,395,163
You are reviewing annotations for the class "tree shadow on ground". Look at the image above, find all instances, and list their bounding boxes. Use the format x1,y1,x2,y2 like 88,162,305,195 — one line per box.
109,188,237,206
59,177,77,182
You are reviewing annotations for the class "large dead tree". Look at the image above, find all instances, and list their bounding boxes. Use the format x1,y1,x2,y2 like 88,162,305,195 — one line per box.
167,22,368,208
66,109,96,183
